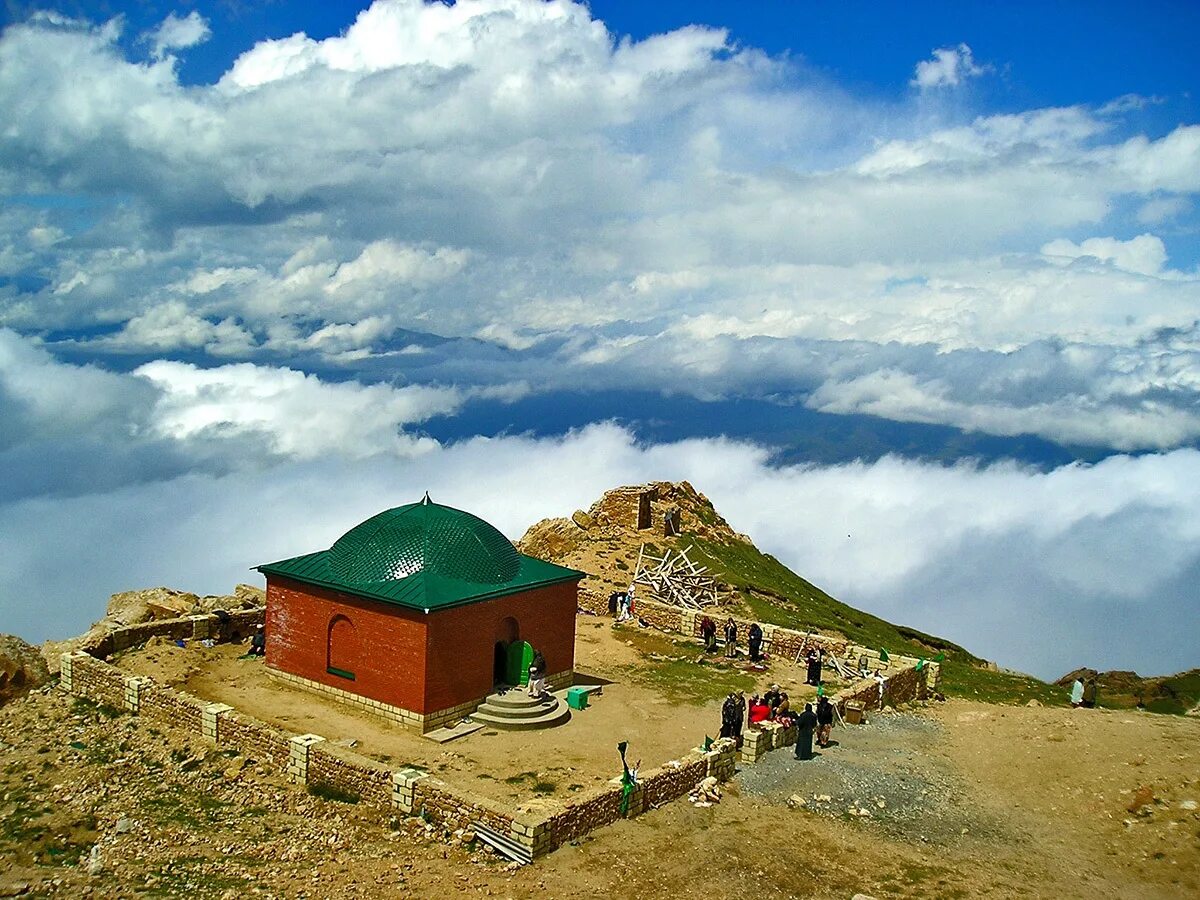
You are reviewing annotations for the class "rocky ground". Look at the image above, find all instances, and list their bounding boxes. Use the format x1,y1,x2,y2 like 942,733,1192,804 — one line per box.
2,672,1197,898
737,709,995,845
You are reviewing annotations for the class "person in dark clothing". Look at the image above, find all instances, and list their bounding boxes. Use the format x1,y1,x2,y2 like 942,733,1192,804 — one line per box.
816,696,834,747
1082,677,1098,709
249,625,266,656
805,648,823,686
747,623,764,662
794,703,819,760
719,693,739,739
732,691,745,749
700,616,718,653
724,618,738,658
763,684,782,711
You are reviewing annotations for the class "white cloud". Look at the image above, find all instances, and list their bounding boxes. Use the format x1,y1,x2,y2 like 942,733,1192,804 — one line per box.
133,360,460,459
0,423,1196,681
911,43,987,89
145,11,210,60
1040,233,1168,276
806,367,1200,451
104,301,255,355
0,0,1199,457
1136,195,1191,225
326,240,469,292
0,328,149,441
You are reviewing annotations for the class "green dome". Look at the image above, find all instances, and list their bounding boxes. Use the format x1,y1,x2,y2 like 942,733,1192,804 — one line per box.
328,496,521,585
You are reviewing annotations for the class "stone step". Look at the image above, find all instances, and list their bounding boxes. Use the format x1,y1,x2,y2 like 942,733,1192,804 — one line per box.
485,689,558,710
469,704,571,731
473,698,562,720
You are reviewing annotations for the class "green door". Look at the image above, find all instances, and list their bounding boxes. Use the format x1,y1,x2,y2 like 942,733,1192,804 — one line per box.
505,640,533,686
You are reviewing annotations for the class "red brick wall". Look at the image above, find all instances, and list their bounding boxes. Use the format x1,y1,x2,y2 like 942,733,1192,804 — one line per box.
266,576,579,715
265,576,429,712
423,581,579,712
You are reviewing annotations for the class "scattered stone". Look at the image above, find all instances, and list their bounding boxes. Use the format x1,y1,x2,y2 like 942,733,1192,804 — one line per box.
1127,785,1155,814
1025,699,1042,707
787,794,806,808
86,845,104,875
115,817,133,834
1180,799,1197,811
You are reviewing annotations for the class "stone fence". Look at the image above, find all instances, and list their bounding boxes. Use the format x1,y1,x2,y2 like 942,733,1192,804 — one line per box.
59,636,738,861
578,585,941,697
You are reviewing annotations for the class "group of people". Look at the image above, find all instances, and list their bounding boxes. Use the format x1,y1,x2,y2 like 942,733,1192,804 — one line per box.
698,616,768,663
609,588,636,623
717,687,839,761
748,684,794,726
1069,676,1098,709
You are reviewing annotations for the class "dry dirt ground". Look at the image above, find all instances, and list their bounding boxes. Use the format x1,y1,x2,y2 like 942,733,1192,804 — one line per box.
2,621,1197,898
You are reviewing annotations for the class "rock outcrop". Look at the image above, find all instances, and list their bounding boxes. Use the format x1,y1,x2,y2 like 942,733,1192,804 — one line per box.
0,634,51,705
518,481,748,600
40,583,266,673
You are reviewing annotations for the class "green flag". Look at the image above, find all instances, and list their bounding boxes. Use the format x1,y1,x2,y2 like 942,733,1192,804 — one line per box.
703,735,713,751
879,648,889,663
618,741,635,814
816,684,824,697
916,658,924,671
935,652,945,662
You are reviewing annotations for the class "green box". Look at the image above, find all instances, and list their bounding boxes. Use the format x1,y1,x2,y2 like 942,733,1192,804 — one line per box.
566,687,589,710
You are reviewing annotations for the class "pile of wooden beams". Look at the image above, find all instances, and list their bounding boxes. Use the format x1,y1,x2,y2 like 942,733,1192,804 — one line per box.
632,544,723,609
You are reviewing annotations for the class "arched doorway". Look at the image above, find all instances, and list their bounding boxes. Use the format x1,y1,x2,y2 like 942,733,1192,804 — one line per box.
494,616,519,685
327,614,358,680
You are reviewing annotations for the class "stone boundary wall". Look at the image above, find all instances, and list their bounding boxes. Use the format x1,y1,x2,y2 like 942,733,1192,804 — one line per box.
60,628,739,861
307,742,395,808
542,740,736,851
578,586,941,696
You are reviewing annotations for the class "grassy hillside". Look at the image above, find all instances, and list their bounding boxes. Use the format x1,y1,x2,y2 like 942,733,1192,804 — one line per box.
683,532,978,664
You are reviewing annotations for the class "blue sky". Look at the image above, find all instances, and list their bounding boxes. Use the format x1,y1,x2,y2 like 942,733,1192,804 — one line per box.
1,1,1198,679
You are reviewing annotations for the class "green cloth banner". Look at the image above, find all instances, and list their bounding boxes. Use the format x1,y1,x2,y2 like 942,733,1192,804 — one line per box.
617,741,635,815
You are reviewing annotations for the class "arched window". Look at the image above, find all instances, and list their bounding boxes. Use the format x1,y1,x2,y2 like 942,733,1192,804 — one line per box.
327,614,358,681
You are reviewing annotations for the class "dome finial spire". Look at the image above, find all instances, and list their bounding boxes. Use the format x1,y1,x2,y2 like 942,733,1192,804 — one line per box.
421,491,431,505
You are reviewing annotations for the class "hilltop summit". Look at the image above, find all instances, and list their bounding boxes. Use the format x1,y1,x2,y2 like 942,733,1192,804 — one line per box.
520,481,971,662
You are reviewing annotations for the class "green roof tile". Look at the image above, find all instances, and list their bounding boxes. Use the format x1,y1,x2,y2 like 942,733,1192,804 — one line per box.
255,496,583,613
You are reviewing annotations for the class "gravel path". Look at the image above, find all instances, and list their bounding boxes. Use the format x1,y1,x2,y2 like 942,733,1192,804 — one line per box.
735,708,1003,845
